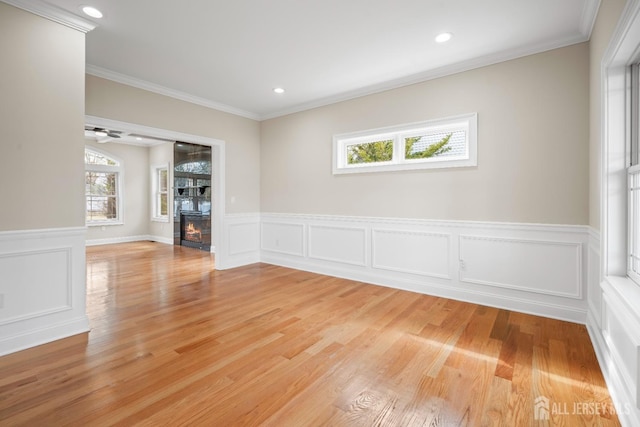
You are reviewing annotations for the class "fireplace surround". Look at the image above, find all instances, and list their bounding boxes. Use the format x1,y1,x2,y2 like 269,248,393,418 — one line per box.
174,142,212,251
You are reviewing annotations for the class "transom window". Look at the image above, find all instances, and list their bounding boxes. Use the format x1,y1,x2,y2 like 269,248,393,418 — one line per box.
333,113,477,174
85,147,123,225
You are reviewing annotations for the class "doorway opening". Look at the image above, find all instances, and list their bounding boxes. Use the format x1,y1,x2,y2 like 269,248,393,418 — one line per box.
174,142,212,251
84,115,226,268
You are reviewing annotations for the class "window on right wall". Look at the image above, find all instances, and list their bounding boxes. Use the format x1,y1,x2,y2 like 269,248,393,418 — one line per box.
333,112,477,174
629,63,640,285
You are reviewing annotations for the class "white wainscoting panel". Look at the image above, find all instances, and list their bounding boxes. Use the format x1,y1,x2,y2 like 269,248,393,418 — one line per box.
308,225,366,266
0,227,90,356
261,222,305,256
229,223,260,256
372,229,451,279
603,292,639,407
0,248,71,323
218,213,261,270
459,235,582,299
587,277,640,426
586,228,640,426
260,213,589,323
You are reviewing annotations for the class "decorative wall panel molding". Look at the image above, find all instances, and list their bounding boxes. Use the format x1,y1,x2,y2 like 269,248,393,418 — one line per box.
372,229,451,279
0,248,71,324
459,235,582,299
587,275,640,426
260,213,589,323
0,227,90,356
229,222,260,256
261,221,305,257
308,225,367,266
217,213,261,270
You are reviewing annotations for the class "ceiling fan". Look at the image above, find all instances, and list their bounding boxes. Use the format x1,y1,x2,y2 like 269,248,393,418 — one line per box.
85,127,122,139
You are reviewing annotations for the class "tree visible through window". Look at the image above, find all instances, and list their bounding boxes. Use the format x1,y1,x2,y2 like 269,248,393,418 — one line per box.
347,139,394,164
85,148,122,224
405,133,452,159
334,113,477,174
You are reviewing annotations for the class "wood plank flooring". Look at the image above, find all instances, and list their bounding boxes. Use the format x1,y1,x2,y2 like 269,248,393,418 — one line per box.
0,241,620,426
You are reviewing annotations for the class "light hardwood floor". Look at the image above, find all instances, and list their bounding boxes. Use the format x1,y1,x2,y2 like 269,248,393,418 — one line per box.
0,242,620,426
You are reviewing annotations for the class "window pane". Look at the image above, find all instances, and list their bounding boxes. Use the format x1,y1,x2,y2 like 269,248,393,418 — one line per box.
405,130,466,160
159,169,168,192
346,139,393,165
86,196,117,221
174,177,190,189
160,194,168,216
86,172,117,196
85,150,118,166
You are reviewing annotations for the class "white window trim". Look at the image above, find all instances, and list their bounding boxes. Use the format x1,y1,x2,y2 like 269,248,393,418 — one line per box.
151,163,170,223
85,146,124,226
629,165,640,284
602,0,640,296
333,112,477,175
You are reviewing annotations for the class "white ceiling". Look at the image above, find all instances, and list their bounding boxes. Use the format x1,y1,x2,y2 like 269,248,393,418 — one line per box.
20,0,600,120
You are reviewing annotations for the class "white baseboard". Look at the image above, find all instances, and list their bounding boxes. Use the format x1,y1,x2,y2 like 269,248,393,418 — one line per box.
149,235,174,245
0,317,89,357
0,227,90,356
86,234,173,246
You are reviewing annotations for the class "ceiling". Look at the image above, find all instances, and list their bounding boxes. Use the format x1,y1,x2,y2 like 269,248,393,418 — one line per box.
24,0,600,120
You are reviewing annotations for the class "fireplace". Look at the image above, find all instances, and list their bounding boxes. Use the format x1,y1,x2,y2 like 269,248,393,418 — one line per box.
174,141,212,252
180,211,210,250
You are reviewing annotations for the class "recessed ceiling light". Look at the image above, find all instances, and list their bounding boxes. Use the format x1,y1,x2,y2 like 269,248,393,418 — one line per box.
136,137,142,141
435,32,453,43
82,6,103,19
273,87,285,94
94,130,108,137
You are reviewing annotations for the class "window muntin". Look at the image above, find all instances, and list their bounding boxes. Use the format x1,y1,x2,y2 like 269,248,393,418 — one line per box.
333,113,477,174
85,148,122,225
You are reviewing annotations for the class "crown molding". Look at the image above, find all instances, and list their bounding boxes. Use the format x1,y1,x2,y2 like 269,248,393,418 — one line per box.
83,5,595,123
580,0,602,39
86,65,261,121
260,33,590,120
1,0,96,33
89,29,590,123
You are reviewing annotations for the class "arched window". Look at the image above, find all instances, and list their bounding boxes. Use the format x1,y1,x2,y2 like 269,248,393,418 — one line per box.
85,147,123,225
175,160,211,174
